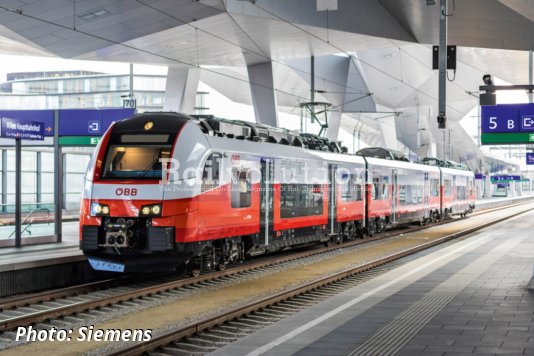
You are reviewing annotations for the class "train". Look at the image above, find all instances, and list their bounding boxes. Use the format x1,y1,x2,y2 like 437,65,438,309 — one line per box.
80,112,475,275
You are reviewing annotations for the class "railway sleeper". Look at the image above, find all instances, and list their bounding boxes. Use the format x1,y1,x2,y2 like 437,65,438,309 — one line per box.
199,332,237,343
185,335,227,347
162,345,208,355
246,313,278,322
216,325,251,336
240,316,273,326
226,320,262,330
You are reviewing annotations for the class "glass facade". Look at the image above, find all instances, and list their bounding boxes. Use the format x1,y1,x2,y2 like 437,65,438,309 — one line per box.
1,74,166,112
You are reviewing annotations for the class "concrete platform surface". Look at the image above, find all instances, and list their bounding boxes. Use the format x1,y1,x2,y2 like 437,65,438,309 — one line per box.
210,203,534,355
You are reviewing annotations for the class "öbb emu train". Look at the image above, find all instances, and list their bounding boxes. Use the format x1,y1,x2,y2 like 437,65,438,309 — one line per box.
80,112,475,275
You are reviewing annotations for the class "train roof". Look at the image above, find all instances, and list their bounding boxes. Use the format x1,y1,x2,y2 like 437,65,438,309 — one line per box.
118,113,471,174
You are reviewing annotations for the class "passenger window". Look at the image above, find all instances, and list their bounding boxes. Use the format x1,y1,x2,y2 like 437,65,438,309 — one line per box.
201,154,221,191
444,179,451,196
281,184,323,218
430,179,440,197
231,169,251,208
372,177,380,200
341,173,363,202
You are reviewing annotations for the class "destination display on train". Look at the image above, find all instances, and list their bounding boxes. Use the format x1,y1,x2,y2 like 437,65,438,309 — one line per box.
481,103,534,144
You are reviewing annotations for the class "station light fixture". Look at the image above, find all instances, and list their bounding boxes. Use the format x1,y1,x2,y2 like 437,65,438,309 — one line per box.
482,74,493,86
480,74,496,106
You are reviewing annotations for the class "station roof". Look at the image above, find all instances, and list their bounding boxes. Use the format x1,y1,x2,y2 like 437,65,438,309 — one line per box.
0,0,531,172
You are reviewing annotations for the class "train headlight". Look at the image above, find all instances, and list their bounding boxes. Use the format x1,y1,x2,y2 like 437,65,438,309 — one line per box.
140,204,162,217
91,202,110,216
151,204,161,215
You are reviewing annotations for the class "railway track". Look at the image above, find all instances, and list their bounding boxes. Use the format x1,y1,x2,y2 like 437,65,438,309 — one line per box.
0,222,427,335
0,200,531,349
107,202,534,356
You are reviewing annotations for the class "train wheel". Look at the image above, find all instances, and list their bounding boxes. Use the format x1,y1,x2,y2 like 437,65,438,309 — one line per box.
187,264,201,277
186,255,202,277
217,263,227,271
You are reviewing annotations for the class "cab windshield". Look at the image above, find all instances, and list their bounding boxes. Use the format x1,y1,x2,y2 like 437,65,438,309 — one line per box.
102,145,171,179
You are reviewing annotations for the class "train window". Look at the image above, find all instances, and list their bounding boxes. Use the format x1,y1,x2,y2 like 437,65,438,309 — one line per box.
341,174,363,202
443,179,452,196
430,179,440,197
372,176,388,200
372,177,380,200
457,186,466,200
201,154,221,191
231,169,251,208
102,145,171,179
281,184,323,218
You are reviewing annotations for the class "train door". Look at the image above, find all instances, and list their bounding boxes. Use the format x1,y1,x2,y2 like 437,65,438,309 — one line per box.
260,158,274,246
391,169,397,223
424,172,430,219
328,164,337,234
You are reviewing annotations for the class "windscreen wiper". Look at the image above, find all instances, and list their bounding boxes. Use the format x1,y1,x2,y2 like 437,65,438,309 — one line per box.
138,158,160,178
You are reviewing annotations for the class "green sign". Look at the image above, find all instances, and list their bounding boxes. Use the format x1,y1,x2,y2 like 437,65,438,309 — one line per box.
481,132,534,145
59,136,101,146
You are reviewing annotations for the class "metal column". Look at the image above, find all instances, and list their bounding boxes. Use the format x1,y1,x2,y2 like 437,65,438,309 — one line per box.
438,0,447,129
15,138,21,248
36,151,41,204
529,50,533,104
1,150,6,213
53,110,62,242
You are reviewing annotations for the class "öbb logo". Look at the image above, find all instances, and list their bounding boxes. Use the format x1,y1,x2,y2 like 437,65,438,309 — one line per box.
115,188,137,196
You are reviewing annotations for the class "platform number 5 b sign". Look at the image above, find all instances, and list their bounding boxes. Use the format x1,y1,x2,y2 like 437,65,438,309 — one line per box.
122,98,137,109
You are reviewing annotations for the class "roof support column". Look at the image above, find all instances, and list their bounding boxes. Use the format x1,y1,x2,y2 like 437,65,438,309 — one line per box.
379,116,398,150
247,62,278,127
315,55,350,141
163,66,200,113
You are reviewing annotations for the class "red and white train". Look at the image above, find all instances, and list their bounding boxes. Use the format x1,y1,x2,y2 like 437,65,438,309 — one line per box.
80,112,475,274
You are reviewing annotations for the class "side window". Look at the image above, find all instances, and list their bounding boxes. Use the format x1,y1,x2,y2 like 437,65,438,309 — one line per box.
341,173,363,202
231,169,251,208
430,179,440,197
444,179,451,196
457,185,466,200
201,154,221,191
382,176,389,200
281,184,323,218
372,177,380,200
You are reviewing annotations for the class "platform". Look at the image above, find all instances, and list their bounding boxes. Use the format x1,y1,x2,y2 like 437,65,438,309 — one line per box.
211,201,534,356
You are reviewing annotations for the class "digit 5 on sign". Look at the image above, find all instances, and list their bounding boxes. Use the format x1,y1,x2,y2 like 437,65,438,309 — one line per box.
115,188,137,196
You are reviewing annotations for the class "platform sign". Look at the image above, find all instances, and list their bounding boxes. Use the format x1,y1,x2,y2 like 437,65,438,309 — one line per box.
58,136,101,146
490,175,521,182
527,152,534,165
0,118,44,140
481,103,534,144
58,108,134,136
0,110,54,136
